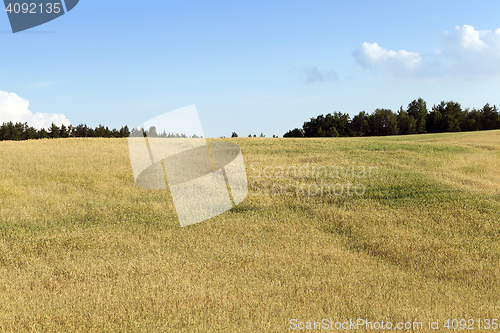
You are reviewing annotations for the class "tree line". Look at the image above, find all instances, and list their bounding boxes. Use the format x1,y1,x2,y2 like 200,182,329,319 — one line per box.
2,98,498,141
0,122,209,141
0,122,131,141
284,98,500,137
132,126,202,138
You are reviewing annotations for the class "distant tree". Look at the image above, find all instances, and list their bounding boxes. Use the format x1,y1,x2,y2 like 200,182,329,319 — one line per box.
25,124,38,140
462,108,481,131
283,128,304,138
11,122,21,140
59,124,69,138
368,109,398,136
397,106,417,135
253,134,256,137
94,124,105,137
231,132,238,138
480,103,499,130
426,105,442,133
303,114,336,137
74,124,87,137
351,111,369,136
147,126,158,138
87,127,96,137
318,126,339,137
14,122,26,140
496,105,500,129
301,112,352,137
303,114,321,137
260,133,265,137
407,98,427,133
427,101,463,133
331,112,352,136
119,125,130,137
48,123,60,138
0,122,17,141
38,128,49,139
130,127,143,137
445,101,464,132
0,123,10,140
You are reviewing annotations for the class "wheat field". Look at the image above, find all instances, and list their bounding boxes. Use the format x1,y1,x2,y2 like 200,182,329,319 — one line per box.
0,130,499,332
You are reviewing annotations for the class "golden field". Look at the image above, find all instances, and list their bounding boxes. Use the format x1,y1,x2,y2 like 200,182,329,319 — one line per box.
0,130,499,332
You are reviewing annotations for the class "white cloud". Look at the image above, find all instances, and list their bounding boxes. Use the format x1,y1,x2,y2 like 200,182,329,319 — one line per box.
354,25,500,81
441,25,500,79
457,25,487,50
354,42,422,71
0,91,70,130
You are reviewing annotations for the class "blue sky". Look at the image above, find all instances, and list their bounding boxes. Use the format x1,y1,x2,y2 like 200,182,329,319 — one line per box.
1,0,500,137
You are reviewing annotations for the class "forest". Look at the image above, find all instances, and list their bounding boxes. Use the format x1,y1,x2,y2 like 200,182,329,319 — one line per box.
284,99,500,137
0,123,131,141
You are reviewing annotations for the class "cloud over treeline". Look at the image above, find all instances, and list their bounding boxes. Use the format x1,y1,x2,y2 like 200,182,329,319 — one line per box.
0,91,70,129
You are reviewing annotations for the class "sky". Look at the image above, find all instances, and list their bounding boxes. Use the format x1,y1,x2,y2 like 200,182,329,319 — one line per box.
1,0,500,137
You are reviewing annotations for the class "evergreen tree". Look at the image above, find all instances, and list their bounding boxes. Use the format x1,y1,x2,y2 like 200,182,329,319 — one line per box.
119,125,130,137
283,128,304,137
38,128,49,139
59,124,69,138
368,109,398,136
14,122,26,140
407,98,427,133
48,123,60,138
461,108,479,131
480,104,499,130
25,124,39,140
397,106,417,135
0,122,12,141
351,111,369,136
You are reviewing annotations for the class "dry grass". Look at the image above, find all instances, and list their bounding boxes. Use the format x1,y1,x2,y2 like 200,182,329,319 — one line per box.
0,131,499,332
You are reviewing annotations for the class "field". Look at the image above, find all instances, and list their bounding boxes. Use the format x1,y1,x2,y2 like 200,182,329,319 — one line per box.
0,130,499,332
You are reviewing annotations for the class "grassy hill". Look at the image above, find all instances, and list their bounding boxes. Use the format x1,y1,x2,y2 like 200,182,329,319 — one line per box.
0,130,499,331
